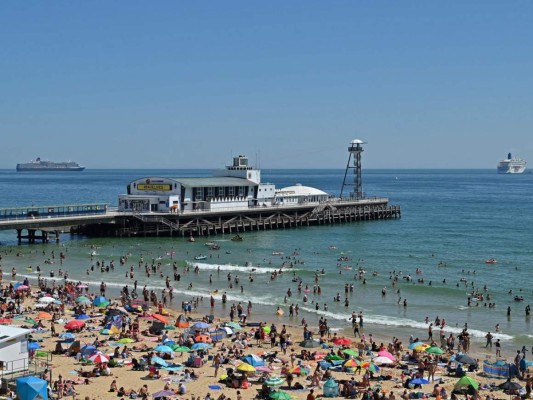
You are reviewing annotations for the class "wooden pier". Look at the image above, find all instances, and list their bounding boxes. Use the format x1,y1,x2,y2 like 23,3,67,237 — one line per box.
77,198,401,238
0,199,400,243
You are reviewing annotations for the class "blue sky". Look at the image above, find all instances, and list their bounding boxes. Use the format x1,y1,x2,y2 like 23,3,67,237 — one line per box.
1,2,532,169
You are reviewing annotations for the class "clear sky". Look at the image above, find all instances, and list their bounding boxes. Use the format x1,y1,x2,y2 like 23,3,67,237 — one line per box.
1,1,532,169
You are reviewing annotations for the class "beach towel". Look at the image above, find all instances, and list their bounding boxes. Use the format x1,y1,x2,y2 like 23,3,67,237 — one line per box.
208,385,223,390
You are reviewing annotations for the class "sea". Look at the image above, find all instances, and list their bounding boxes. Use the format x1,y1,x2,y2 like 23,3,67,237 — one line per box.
0,168,532,350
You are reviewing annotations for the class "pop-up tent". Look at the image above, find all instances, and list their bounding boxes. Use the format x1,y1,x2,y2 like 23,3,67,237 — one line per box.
16,376,48,400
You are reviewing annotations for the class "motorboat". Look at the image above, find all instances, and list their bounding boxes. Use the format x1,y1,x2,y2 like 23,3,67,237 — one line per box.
194,255,207,260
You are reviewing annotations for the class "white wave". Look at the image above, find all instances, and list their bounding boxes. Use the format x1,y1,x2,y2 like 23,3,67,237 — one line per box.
185,261,296,274
298,306,515,341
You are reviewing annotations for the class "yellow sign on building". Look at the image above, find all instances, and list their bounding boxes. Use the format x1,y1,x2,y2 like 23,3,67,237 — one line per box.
137,184,172,191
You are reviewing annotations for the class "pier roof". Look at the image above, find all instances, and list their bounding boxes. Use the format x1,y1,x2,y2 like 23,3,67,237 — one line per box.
277,184,328,196
172,177,254,187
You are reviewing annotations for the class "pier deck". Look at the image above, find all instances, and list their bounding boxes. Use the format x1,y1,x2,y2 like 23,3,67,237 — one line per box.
0,198,400,243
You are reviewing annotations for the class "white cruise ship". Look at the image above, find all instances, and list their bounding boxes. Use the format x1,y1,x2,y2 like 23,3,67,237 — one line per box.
497,153,527,174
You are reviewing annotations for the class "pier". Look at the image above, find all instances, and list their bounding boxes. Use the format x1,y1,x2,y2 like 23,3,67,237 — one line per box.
0,198,400,243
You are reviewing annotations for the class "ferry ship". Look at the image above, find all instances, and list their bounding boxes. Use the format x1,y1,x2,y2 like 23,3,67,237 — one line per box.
16,158,85,172
497,153,526,174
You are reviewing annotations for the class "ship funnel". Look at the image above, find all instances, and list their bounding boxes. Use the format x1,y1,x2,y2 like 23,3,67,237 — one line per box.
508,153,512,160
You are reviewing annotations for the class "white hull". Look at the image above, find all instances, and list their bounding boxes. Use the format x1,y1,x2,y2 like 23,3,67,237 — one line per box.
497,153,526,174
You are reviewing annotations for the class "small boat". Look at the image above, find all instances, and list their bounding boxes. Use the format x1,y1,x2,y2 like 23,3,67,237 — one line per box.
272,251,284,256
225,251,232,254
328,246,337,250
231,235,243,242
194,255,207,260
209,244,221,250
514,296,525,302
205,242,215,246
188,236,195,243
485,259,497,264
338,256,350,262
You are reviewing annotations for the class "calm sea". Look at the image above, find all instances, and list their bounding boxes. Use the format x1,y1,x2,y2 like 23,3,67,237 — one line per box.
0,169,532,348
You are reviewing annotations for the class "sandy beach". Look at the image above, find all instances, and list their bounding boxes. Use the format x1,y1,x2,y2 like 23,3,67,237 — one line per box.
1,279,529,400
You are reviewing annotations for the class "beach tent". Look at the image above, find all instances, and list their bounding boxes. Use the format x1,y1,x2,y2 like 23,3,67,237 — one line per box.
242,354,265,367
323,378,339,397
175,314,190,328
16,375,48,400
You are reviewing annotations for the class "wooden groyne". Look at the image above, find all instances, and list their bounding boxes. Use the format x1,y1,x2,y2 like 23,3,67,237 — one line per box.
76,199,401,238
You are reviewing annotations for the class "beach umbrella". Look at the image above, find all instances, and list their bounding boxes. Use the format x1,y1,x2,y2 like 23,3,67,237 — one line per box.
455,376,479,390
0,318,13,324
151,356,169,367
377,350,396,361
80,345,97,357
300,339,321,348
16,285,29,291
76,314,91,320
152,314,169,324
264,377,285,386
191,321,210,330
93,296,109,308
25,318,37,325
77,284,88,289
37,311,53,320
154,345,174,353
242,354,265,367
342,349,359,357
262,326,271,334
163,340,176,346
164,365,184,372
332,337,352,346
100,329,112,335
425,346,445,355
28,342,41,350
360,362,380,373
374,356,395,365
410,378,430,385
89,353,110,363
194,334,212,343
256,366,273,373
455,354,478,366
237,363,256,373
164,325,176,331
269,391,292,400
191,342,211,351
39,296,56,303
65,320,85,330
152,390,176,399
75,296,90,303
77,299,92,306
171,345,191,354
117,338,134,344
344,359,360,367
408,341,428,350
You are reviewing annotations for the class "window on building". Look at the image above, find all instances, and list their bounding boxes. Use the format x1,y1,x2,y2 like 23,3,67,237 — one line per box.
207,187,214,199
228,186,235,196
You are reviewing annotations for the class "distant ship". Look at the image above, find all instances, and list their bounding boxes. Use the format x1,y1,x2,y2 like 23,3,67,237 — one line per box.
497,153,526,174
16,157,85,172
